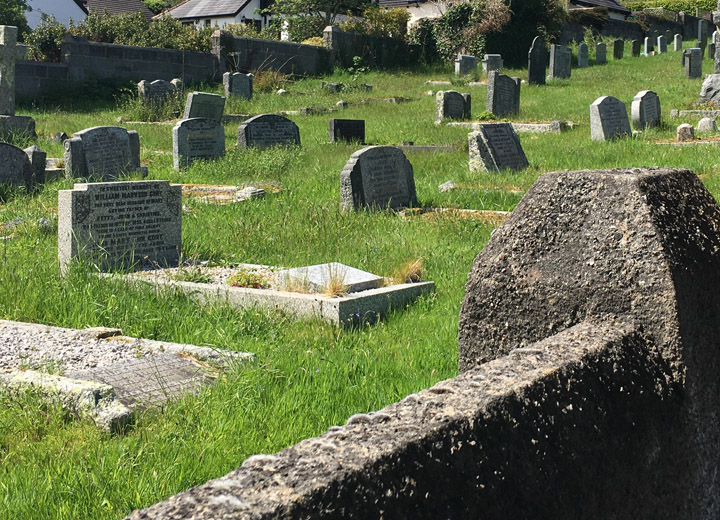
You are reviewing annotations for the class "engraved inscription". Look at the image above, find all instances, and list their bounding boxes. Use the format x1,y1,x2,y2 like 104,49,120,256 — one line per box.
359,150,409,208
599,100,630,137
247,123,297,146
445,94,466,119
82,129,131,177
481,125,527,169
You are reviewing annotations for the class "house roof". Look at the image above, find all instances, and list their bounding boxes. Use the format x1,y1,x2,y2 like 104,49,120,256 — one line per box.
158,0,253,20
571,0,630,15
73,0,89,15
81,0,155,21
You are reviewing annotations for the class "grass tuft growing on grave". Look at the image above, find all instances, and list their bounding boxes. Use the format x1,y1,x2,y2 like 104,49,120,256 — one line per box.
4,44,720,520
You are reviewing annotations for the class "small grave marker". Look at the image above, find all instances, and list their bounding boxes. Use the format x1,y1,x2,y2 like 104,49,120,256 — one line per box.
631,39,641,57
674,34,683,52
549,45,571,79
435,90,471,124
183,92,225,121
577,43,588,68
454,55,477,75
595,42,607,64
468,123,529,172
709,43,716,60
481,54,503,75
223,72,253,100
486,71,520,117
340,146,417,211
329,119,365,143
613,39,624,59
237,114,300,148
172,118,225,170
64,126,146,180
657,35,668,54
590,96,631,141
631,90,661,129
677,123,694,141
528,36,547,85
697,117,717,133
644,37,654,55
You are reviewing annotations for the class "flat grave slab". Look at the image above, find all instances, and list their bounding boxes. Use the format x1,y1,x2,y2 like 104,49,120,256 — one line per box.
276,263,384,294
399,207,510,226
448,121,573,134
670,109,720,119
181,184,267,204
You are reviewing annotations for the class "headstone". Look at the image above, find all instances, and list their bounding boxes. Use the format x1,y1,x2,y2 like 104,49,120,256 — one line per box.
434,90,471,124
171,78,183,91
613,39,624,60
697,117,717,133
172,118,225,170
631,39,641,57
183,92,225,121
577,43,588,68
677,123,695,141
0,26,35,139
58,180,182,272
137,79,179,104
329,119,365,143
665,30,672,42
699,19,708,46
336,100,348,109
630,90,661,129
709,43,716,60
657,35,668,54
23,145,46,187
325,82,342,93
481,54,503,75
454,55,477,76
589,95,631,141
486,71,520,117
595,42,607,64
527,36,547,85
0,142,43,189
64,126,146,180
685,48,703,78
340,146,417,211
276,263,383,294
674,34,683,52
644,37,654,55
548,45,571,79
468,123,529,172
222,72,253,100
237,114,300,148
699,74,720,104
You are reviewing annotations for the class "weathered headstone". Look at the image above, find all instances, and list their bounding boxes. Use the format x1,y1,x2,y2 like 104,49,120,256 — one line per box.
644,37,654,55
183,92,225,121
481,54,503,75
548,45,571,79
468,123,529,172
699,74,720,104
340,146,417,211
222,72,253,100
137,79,180,104
23,144,45,187
674,34,683,52
589,96,631,141
577,43,588,68
0,26,35,139
486,71,520,117
237,114,300,148
0,142,45,189
677,123,695,141
631,90,661,129
58,180,182,272
613,39,624,59
685,48,703,78
697,117,717,133
631,39,641,57
528,36,547,85
657,35,668,54
435,90,471,124
454,55,477,76
329,119,365,143
595,42,607,64
64,126,146,180
172,118,225,170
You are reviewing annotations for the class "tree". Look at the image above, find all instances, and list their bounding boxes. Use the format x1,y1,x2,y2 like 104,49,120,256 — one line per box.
0,0,31,38
271,0,373,26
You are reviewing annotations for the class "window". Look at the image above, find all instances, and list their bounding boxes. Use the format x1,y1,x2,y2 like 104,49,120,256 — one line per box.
204,19,211,27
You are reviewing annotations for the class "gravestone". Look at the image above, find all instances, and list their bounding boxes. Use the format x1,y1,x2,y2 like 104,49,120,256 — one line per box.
435,90,471,124
685,48,703,78
454,55,477,76
329,119,365,143
657,35,668,54
644,37,654,55
183,92,225,121
0,26,35,139
0,142,45,188
481,54,503,75
223,72,253,100
577,43,588,68
665,30,672,42
709,43,717,60
631,39,641,57
237,114,300,148
340,146,417,211
528,36,547,85
697,117,717,133
468,123,529,173
613,39,624,59
699,19,708,48
64,126,146,180
677,123,695,141
58,180,182,272
486,71,520,117
699,74,720,104
674,34,683,52
589,96,631,141
595,42,607,64
137,79,180,104
631,90,661,129
172,118,225,170
548,45,571,79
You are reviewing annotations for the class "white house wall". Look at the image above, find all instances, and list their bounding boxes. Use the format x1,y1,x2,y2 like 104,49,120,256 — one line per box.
27,0,86,28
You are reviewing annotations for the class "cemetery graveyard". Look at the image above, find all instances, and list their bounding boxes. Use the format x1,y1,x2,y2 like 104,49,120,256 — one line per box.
4,22,720,520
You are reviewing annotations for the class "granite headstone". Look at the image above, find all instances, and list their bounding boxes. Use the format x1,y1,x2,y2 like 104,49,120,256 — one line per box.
548,45,571,79
183,92,225,121
644,37,654,55
468,123,529,172
0,26,35,139
685,48,703,78
577,43,588,68
435,90,471,124
674,34,683,52
631,90,661,129
481,54,503,75
237,114,300,148
0,142,39,188
454,55,477,76
657,35,668,54
528,36,547,85
223,72,253,100
172,118,225,170
486,71,520,117
596,42,607,64
590,95,631,141
64,126,146,180
137,79,179,104
631,39,641,57
613,39,624,59
329,119,365,143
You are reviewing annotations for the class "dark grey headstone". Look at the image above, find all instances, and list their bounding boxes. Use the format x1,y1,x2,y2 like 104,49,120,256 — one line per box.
595,42,607,64
631,90,661,129
577,43,588,68
329,119,365,143
549,45,571,79
172,118,226,170
486,71,520,117
674,34,683,52
657,35,668,54
183,92,225,121
58,180,182,272
481,54,503,75
685,48,703,78
0,142,31,188
631,39,641,57
699,74,720,104
590,96,631,141
454,55,477,75
528,36,547,85
435,90,471,123
644,37,654,55
24,144,45,186
237,114,300,148
340,146,417,211
709,43,716,60
64,126,145,180
137,79,178,104
222,72,253,100
469,123,529,172
613,39,624,59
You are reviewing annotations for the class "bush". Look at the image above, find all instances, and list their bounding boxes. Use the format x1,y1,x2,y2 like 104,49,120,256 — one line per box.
408,18,439,64
339,7,410,39
25,14,67,61
567,7,610,30
284,15,327,42
623,0,715,11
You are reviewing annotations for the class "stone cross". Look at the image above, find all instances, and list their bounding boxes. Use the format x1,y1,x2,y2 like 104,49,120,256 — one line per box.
0,26,28,116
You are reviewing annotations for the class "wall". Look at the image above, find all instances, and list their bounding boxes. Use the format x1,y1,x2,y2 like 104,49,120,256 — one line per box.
323,26,413,69
560,14,696,44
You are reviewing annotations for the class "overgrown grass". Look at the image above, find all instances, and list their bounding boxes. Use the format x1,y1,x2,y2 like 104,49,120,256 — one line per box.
2,41,720,520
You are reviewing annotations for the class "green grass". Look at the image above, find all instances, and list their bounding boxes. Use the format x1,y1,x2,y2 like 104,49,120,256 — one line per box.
2,41,720,519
